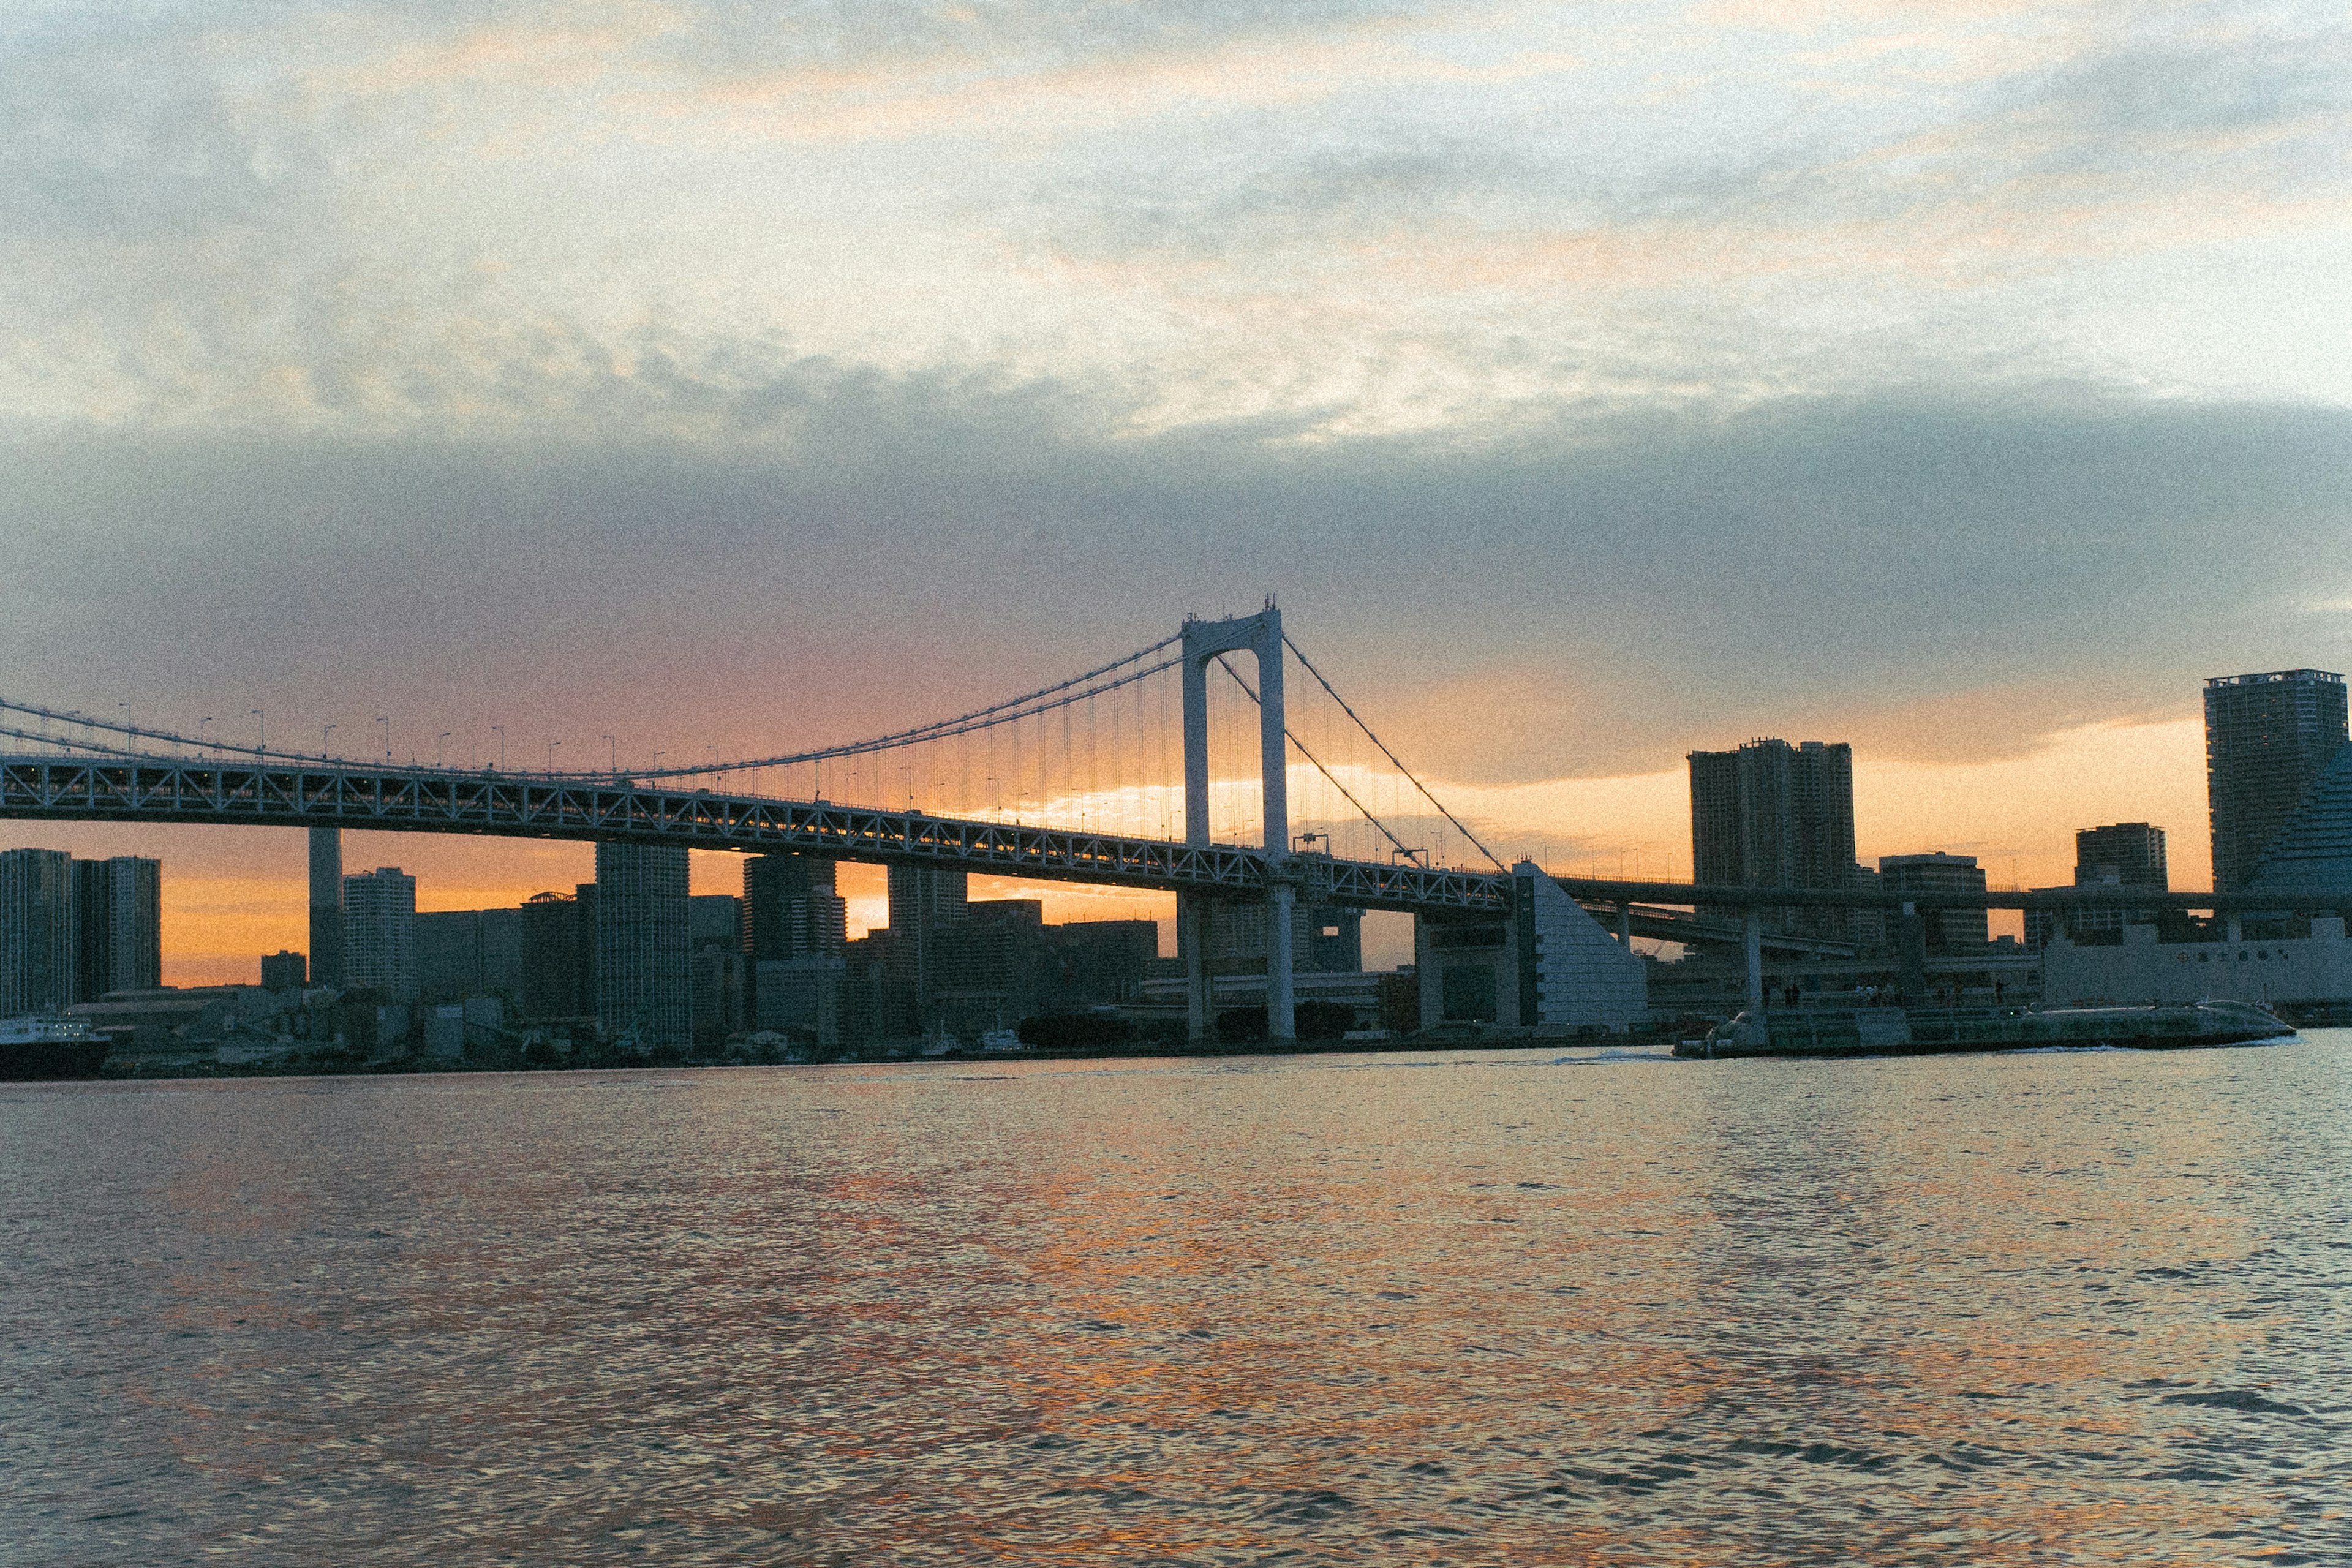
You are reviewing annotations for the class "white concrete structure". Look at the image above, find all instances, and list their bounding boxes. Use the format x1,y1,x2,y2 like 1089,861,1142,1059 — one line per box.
1415,863,1648,1034
2044,918,2352,1007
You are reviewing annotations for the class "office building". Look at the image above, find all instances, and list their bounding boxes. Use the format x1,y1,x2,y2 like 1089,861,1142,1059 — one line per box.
519,891,587,1018
1689,739,1856,938
343,867,418,999
742,854,848,961
689,894,745,1045
2075,823,2167,889
1039,919,1159,1008
1878,853,1989,952
881,865,967,1038
0,847,77,1016
415,908,522,1003
741,854,846,1033
72,856,161,1000
261,949,307,990
1178,900,1365,977
2204,669,2349,891
2027,824,2171,949
595,842,692,1049
308,827,344,988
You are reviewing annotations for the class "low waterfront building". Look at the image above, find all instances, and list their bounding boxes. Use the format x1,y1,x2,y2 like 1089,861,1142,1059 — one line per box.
2043,919,2352,1010
1412,863,1648,1034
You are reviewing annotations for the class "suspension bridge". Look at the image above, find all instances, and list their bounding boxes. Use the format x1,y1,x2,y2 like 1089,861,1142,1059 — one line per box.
0,606,1531,1041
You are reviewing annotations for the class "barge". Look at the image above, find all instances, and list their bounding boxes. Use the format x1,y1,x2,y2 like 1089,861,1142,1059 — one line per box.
1678,1000,2294,1060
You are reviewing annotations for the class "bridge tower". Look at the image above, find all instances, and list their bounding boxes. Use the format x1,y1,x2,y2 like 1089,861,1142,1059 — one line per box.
1180,603,1293,1042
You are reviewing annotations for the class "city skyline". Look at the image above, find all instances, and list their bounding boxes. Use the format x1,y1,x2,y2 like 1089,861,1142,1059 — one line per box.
4,2,2348,982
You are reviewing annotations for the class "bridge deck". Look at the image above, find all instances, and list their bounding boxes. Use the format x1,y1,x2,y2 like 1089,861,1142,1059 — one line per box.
0,756,1512,915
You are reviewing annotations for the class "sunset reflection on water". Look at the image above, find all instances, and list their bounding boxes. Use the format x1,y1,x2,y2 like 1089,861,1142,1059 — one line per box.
6,1039,2348,1565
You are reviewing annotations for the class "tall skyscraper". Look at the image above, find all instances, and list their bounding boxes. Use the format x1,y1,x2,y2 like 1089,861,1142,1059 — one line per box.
742,854,850,1039
595,842,692,1049
519,890,582,1019
1688,738,1856,937
72,856,162,1000
883,865,967,1037
0,847,77,1015
342,866,418,1000
309,827,345,988
2204,669,2349,891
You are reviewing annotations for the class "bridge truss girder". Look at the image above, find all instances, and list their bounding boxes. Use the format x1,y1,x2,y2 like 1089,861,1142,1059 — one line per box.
0,757,1512,916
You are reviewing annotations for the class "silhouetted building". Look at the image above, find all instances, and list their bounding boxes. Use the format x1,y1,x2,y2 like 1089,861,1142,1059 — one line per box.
573,883,598,1016
595,842,691,1049
881,865,967,1038
1039,919,1159,1008
741,854,848,1044
415,908,522,1003
689,894,745,1045
2075,822,2168,889
308,827,344,988
261,949,307,991
72,856,160,1001
1878,853,1989,952
0,847,77,1016
519,891,585,1018
1689,739,1855,938
342,867,418,1000
2205,669,2349,891
2028,823,2171,949
1178,901,1365,976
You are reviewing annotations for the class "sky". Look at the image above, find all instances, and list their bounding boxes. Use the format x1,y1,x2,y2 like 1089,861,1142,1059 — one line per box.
3,0,2349,982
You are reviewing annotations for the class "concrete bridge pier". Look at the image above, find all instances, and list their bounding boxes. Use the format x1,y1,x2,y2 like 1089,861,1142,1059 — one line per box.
1182,602,1292,1042
1744,908,1763,1014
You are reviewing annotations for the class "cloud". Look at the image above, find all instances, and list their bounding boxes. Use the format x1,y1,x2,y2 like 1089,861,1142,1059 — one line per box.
3,382,2345,790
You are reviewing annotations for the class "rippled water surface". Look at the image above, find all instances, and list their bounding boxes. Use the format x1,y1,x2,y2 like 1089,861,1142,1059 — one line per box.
7,1036,2351,1565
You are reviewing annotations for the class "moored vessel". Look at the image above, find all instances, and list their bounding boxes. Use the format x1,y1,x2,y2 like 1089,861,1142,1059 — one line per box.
0,1015,110,1080
1678,1000,2293,1060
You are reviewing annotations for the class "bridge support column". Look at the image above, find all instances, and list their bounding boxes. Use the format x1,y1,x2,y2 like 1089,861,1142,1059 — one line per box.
1181,601,1292,1043
1898,900,1928,1000
1617,900,1632,949
1268,881,1295,1044
1744,908,1763,1014
1182,894,1212,1042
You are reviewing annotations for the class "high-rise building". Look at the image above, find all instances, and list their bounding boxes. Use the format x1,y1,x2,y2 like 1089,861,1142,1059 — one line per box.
72,856,161,1000
881,865,967,1038
519,891,583,1018
1689,739,1856,937
595,842,692,1049
2204,669,2349,891
308,827,345,988
261,949,307,990
342,867,418,1000
689,894,745,1045
741,854,848,1035
415,908,522,1003
742,854,848,962
0,847,77,1015
1878,853,1989,952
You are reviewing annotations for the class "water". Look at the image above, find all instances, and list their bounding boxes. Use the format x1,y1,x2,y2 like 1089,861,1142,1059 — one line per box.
6,1037,2350,1566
